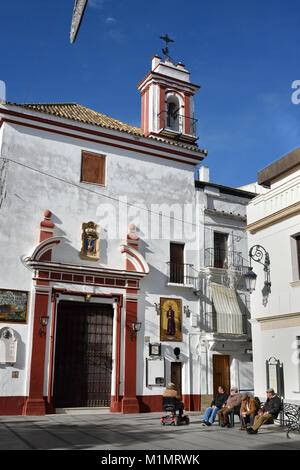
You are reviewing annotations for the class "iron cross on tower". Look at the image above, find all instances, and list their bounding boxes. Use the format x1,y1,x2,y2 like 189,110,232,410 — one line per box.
160,34,174,58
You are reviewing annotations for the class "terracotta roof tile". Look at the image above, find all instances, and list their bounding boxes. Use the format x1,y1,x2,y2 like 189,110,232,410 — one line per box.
8,102,204,154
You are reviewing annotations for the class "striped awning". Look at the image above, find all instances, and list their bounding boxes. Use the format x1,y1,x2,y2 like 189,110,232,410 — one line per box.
210,282,244,334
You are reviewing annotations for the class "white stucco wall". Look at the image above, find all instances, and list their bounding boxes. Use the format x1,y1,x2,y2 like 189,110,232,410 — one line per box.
247,181,300,403
0,116,201,400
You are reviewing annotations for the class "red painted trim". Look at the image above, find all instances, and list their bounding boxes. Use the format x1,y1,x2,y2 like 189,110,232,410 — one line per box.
135,394,201,412
0,397,27,415
145,87,149,135
29,259,147,279
120,246,147,273
0,394,201,415
141,91,145,134
110,299,122,412
0,108,203,163
23,289,51,415
4,117,200,167
184,93,191,135
47,293,57,406
121,296,139,413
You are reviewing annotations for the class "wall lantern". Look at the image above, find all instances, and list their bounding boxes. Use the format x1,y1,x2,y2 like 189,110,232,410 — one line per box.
154,302,161,316
245,244,271,306
130,321,142,340
184,306,191,318
39,315,49,337
244,267,257,294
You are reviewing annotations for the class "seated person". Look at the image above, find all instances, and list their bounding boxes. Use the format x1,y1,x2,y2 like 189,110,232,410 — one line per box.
202,385,228,426
163,382,184,417
217,386,242,427
240,393,260,430
247,388,281,435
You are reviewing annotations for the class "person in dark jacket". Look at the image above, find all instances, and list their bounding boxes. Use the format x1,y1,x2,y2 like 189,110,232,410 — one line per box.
247,388,282,434
202,385,228,426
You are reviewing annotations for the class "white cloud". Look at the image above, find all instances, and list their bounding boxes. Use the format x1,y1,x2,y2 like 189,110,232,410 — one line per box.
105,17,116,24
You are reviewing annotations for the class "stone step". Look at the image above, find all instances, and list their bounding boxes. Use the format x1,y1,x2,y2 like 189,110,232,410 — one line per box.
55,407,110,415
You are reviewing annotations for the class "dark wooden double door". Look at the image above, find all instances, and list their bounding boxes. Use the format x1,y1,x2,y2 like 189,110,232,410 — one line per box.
53,301,113,408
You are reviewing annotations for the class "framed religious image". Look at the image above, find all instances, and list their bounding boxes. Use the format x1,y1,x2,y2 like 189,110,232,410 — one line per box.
160,297,182,342
80,221,100,261
0,289,29,324
149,343,161,357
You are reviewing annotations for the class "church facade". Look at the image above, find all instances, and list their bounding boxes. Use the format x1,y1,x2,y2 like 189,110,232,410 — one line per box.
0,55,254,415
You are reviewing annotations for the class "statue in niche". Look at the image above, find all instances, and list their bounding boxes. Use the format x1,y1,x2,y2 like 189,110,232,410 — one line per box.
80,221,100,261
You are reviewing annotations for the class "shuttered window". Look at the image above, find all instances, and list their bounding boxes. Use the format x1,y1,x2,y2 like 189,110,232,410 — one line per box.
81,151,106,185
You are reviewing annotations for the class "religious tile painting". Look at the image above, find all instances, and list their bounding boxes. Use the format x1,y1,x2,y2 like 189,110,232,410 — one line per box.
160,297,182,342
80,221,100,261
0,289,29,323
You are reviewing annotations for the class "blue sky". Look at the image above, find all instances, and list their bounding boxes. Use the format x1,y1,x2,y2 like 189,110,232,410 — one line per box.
1,0,300,188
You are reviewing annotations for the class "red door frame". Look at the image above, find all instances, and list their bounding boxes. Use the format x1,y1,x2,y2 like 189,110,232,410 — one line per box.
46,289,123,413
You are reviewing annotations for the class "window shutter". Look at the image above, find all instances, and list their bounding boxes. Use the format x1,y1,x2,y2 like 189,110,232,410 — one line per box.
81,151,106,185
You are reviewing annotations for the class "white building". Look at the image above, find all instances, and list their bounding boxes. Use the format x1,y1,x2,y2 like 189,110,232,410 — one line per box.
0,55,254,415
195,167,255,409
246,147,300,404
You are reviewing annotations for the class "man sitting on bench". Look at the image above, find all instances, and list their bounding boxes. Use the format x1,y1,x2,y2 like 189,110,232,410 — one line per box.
163,382,184,417
217,387,242,427
247,388,281,435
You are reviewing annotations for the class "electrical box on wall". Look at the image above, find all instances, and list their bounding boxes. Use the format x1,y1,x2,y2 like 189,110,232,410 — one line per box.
0,327,17,365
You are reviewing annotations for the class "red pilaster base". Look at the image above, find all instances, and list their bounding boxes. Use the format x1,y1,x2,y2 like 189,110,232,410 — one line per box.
121,397,140,414
22,398,47,416
110,397,122,413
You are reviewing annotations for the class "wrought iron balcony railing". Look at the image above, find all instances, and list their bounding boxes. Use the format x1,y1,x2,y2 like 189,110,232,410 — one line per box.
204,248,246,270
166,261,195,286
201,311,249,336
157,111,197,137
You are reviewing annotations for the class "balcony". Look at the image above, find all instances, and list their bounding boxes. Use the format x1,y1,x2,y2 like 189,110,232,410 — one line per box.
204,248,247,271
157,111,198,142
166,261,195,287
201,311,249,336
247,173,300,232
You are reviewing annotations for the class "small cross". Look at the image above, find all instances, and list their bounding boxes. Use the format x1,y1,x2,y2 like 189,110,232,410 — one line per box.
160,34,174,58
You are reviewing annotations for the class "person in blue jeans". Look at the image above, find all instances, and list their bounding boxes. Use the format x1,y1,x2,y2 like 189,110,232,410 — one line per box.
202,385,228,426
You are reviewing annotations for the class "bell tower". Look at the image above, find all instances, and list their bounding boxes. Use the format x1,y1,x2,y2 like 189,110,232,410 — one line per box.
137,55,200,145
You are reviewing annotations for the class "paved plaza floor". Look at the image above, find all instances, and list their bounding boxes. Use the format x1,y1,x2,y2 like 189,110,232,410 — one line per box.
0,411,299,452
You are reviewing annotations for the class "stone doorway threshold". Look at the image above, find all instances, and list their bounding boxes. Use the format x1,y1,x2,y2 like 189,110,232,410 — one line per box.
55,407,110,415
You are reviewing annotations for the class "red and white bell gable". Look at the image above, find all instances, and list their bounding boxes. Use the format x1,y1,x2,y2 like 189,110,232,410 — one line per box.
137,55,200,143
